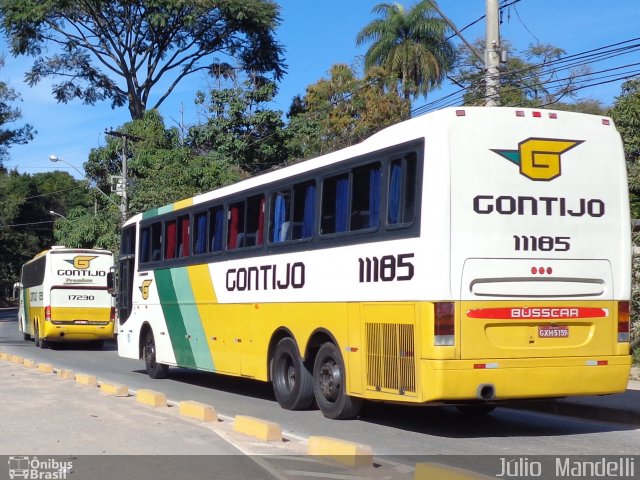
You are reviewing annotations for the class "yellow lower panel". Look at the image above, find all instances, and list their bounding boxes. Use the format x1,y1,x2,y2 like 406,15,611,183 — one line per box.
419,355,631,402
42,322,114,342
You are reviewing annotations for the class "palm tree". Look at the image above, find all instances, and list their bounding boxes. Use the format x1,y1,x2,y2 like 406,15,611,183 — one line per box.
356,1,456,100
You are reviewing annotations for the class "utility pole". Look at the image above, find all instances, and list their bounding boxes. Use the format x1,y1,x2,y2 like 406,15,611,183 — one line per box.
104,130,141,223
430,0,501,106
485,0,501,106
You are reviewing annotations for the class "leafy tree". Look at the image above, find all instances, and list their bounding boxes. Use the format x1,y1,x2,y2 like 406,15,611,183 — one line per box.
452,42,591,108
0,56,34,166
188,77,287,174
287,64,410,158
610,79,640,217
0,0,285,119
0,169,90,296
356,1,456,100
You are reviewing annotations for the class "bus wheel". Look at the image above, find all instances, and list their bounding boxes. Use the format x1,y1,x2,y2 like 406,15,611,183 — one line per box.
34,322,47,349
144,330,169,379
271,337,314,410
313,342,363,420
23,333,31,341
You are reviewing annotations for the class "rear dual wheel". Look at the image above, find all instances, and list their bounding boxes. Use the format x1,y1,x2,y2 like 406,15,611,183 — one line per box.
271,338,314,410
313,342,362,420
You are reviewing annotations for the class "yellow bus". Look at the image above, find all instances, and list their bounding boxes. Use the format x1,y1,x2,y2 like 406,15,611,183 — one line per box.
17,246,115,349
115,107,632,419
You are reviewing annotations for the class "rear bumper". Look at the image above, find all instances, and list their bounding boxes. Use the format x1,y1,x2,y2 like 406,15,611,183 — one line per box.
420,355,632,402
42,322,115,342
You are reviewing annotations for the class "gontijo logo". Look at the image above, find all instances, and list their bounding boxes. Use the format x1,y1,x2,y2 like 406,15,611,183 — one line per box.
65,255,98,269
139,279,153,300
491,138,584,181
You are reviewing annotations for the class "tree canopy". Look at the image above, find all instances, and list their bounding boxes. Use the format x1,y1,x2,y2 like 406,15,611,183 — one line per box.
356,1,455,100
0,56,34,165
0,0,286,119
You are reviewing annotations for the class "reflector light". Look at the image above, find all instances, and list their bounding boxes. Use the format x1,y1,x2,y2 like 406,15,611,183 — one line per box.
516,110,525,117
618,301,630,342
597,360,608,366
474,363,498,369
586,360,608,366
434,302,455,346
110,307,115,323
456,110,466,117
45,306,51,322
533,111,542,118
602,119,611,125
549,112,558,119
531,266,552,275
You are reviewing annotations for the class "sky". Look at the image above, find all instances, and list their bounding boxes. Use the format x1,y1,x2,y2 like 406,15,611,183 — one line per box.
2,0,640,178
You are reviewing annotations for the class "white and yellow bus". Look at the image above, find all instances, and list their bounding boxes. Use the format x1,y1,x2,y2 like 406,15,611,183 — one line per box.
17,247,115,349
115,107,632,419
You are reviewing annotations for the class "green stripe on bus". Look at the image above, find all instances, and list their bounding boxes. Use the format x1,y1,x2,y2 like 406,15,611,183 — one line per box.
141,208,159,220
169,268,215,372
154,269,196,368
23,288,31,335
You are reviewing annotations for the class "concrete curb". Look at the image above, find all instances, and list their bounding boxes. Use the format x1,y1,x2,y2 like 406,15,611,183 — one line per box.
179,400,218,422
99,382,129,396
136,388,167,408
233,415,282,442
307,436,374,468
75,373,98,387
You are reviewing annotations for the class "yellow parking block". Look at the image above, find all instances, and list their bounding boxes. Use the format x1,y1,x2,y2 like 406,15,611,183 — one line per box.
0,352,9,360
57,369,75,380
136,389,167,408
23,359,37,368
233,415,282,442
38,363,54,374
307,436,373,468
75,373,98,387
415,462,495,480
11,355,24,364
100,382,129,396
179,401,218,422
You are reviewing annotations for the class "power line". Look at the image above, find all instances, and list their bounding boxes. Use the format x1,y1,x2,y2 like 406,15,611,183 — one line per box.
0,220,54,228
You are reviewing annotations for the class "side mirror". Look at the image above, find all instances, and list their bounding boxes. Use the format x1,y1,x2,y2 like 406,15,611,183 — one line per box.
12,282,22,300
107,270,116,296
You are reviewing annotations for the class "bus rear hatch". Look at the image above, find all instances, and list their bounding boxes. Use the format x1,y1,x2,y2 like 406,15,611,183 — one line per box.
459,258,616,359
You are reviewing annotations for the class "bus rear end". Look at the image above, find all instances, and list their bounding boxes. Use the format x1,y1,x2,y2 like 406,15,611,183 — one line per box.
43,249,115,345
438,107,631,403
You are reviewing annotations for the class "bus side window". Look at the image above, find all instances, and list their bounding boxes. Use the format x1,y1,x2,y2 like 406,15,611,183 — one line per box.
177,215,190,258
245,194,265,247
292,181,315,240
193,212,208,255
209,206,224,253
270,190,291,243
351,162,381,231
228,202,244,249
388,153,417,226
151,222,162,261
321,173,349,235
165,220,177,259
140,227,151,263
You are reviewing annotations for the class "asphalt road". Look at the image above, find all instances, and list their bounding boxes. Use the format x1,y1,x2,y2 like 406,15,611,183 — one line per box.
1,307,639,459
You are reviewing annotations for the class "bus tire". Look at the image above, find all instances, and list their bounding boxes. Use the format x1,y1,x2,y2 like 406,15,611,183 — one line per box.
34,322,47,349
271,337,314,410
144,330,169,379
23,333,31,341
313,342,363,420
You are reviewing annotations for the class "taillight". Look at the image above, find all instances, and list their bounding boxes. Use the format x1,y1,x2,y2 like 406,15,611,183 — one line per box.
110,307,115,323
45,306,51,322
434,302,455,346
618,301,630,342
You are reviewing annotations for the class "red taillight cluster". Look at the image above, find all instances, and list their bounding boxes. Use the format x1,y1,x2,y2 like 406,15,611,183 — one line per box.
434,302,455,346
618,301,630,342
110,307,116,323
44,305,51,322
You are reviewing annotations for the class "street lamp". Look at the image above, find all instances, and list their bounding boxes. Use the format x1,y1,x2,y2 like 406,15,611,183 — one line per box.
49,210,68,220
49,154,123,219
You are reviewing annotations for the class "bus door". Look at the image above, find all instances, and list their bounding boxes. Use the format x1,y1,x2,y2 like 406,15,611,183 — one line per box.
118,226,136,324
